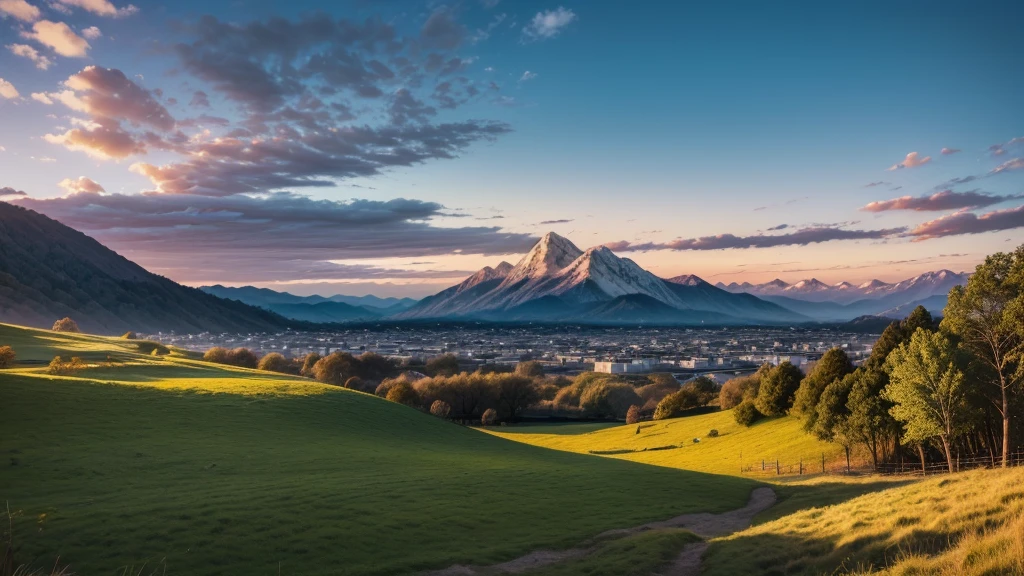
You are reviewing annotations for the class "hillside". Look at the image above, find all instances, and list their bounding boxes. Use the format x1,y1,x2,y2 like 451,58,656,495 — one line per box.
0,323,754,575
0,202,301,334
489,411,845,477
703,467,1024,575
200,284,418,318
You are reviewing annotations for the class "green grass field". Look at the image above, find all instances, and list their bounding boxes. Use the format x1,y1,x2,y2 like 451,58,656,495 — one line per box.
0,323,756,575
487,410,846,477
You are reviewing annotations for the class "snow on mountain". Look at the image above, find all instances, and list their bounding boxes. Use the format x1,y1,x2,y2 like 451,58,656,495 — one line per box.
666,274,707,287
717,270,968,306
499,231,583,287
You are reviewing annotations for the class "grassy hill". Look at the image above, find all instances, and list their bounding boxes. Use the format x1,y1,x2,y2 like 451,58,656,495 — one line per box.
703,467,1024,575
0,323,755,575
489,410,846,477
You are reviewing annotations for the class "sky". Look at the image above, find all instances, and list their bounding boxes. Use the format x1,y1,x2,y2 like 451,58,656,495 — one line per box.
1,0,1023,298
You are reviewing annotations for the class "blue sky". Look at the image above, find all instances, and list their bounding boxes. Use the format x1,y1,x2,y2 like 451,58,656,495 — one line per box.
1,0,1023,296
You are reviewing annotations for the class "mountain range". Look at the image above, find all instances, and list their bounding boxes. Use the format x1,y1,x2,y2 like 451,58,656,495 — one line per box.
396,232,805,324
0,202,301,334
199,285,417,323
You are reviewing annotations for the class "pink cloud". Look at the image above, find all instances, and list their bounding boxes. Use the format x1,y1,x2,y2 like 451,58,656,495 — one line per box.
0,0,40,21
22,20,90,57
7,43,53,69
58,176,106,195
940,147,960,155
910,205,1024,241
887,151,931,171
56,0,137,17
862,190,1020,212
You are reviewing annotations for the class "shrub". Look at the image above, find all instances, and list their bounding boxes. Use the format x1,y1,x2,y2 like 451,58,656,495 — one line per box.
344,376,364,390
48,356,86,375
734,399,762,426
52,317,80,333
385,381,420,406
300,352,321,377
481,408,498,426
580,381,641,419
430,400,452,419
0,345,14,368
626,404,642,424
708,429,719,437
493,374,539,422
312,352,360,385
136,341,170,356
515,360,544,378
203,346,229,364
719,374,761,409
653,388,701,420
258,352,291,373
681,376,719,406
223,348,258,368
425,353,460,377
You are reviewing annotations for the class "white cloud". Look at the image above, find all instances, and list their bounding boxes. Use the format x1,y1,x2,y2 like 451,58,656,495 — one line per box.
887,151,931,171
22,20,90,57
58,176,105,194
0,0,41,21
7,43,54,69
0,78,20,99
81,25,101,39
31,92,53,104
56,0,136,17
519,70,537,82
523,7,576,40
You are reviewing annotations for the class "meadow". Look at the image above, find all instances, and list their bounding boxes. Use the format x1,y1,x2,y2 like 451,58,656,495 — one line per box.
0,323,755,575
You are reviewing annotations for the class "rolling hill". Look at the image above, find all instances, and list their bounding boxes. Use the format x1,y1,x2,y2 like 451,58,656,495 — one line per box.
0,202,302,334
0,322,754,575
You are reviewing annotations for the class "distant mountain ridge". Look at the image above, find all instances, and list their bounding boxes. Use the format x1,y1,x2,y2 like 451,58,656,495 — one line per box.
716,270,968,304
0,202,301,334
397,232,805,325
199,285,419,322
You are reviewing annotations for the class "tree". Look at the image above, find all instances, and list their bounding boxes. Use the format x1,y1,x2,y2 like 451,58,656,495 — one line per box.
203,347,229,363
580,381,641,419
515,360,544,379
902,305,936,335
481,408,498,426
226,348,259,369
941,247,1024,467
344,376,364,390
653,388,701,420
865,321,905,371
430,400,452,419
0,346,14,368
385,381,420,407
719,374,760,409
426,353,460,377
626,404,642,424
493,374,539,422
794,347,855,430
756,361,803,416
813,372,857,472
681,376,719,406
300,352,321,377
884,328,974,473
846,368,896,469
257,352,290,373
52,317,80,333
733,399,762,426
312,352,360,385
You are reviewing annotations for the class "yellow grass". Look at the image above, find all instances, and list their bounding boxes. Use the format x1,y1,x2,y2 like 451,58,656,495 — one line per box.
703,467,1024,575
488,410,845,477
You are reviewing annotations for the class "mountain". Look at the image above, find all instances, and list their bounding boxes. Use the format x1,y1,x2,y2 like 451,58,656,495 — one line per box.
257,301,381,323
0,202,301,334
397,232,804,325
716,270,968,311
201,285,417,312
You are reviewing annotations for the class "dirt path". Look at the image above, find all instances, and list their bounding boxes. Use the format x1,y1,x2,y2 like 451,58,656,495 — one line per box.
417,487,776,576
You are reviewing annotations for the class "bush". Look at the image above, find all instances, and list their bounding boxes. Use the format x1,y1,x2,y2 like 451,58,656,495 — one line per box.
653,388,701,420
48,356,86,375
52,317,80,333
430,400,452,419
136,340,170,356
226,348,259,368
300,352,321,377
681,376,719,406
579,381,641,419
708,429,719,437
626,404,642,424
734,399,762,426
258,352,291,373
719,374,761,409
481,408,498,426
515,360,544,378
0,345,14,368
425,353,460,377
385,381,420,406
344,376,364,390
203,346,229,363
312,352,361,385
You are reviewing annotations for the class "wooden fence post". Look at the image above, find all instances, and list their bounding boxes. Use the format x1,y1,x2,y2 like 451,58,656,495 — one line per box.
776,459,780,475
821,453,825,473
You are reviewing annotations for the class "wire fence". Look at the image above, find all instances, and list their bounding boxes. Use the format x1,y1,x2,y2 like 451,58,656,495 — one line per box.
739,450,1024,478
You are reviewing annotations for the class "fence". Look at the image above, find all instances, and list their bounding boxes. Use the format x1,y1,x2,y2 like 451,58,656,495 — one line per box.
739,450,1024,478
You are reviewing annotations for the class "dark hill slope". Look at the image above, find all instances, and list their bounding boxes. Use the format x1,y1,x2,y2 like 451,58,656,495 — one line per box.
0,202,299,334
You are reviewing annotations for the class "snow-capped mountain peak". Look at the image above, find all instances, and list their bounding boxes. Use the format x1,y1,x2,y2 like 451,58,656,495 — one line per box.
459,261,513,292
501,231,583,286
667,274,707,287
